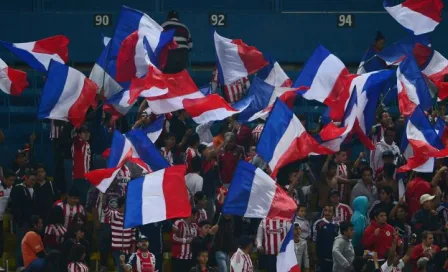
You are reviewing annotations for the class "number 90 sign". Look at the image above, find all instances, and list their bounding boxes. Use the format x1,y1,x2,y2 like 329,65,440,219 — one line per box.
337,14,355,28
209,13,227,27
94,14,112,27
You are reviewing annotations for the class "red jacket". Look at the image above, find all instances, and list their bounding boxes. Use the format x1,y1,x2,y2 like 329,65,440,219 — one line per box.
410,243,440,272
405,177,431,220
362,221,397,260
71,136,91,179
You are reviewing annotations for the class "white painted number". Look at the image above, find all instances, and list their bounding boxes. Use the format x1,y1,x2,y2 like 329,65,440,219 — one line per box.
210,14,225,26
95,15,110,26
338,14,353,27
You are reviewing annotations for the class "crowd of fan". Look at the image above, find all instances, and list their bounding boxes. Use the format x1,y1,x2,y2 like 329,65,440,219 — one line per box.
0,103,447,272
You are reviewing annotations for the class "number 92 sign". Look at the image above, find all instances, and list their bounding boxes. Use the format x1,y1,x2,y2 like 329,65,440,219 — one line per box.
337,14,355,28
94,14,112,27
209,13,227,27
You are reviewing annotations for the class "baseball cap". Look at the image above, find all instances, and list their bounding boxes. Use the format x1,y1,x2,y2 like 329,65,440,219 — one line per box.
382,150,394,158
329,189,340,198
137,234,149,242
420,194,435,205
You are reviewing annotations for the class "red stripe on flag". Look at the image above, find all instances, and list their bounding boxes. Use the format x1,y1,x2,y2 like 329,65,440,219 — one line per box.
232,39,268,75
183,94,237,118
402,0,443,23
85,167,120,187
324,69,357,121
116,31,139,82
7,67,28,96
266,185,297,220
398,82,417,116
33,35,69,63
67,77,97,128
163,165,192,219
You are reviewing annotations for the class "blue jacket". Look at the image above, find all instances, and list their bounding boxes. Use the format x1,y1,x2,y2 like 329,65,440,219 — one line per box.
351,196,368,250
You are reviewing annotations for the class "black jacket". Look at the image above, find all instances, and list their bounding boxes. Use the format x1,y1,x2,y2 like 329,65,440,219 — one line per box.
11,184,35,227
34,180,58,222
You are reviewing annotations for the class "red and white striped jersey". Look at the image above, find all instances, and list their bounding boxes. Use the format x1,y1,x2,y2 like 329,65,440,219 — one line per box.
230,248,253,272
56,202,86,229
251,124,264,145
50,120,65,140
256,219,291,255
161,147,174,165
223,77,250,103
195,208,207,224
336,163,348,200
171,219,199,260
103,206,135,253
67,262,89,272
126,249,157,272
71,136,91,179
320,203,353,224
44,224,67,249
185,147,199,174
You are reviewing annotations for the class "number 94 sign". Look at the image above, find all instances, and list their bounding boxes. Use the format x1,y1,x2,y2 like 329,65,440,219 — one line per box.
337,14,355,28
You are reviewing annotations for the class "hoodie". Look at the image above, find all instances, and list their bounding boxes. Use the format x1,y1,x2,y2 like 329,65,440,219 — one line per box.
362,220,397,260
371,140,400,173
332,234,355,272
351,196,368,250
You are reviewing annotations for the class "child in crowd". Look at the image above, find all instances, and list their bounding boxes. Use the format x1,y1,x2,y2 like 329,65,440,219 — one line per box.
56,187,86,229
293,223,310,272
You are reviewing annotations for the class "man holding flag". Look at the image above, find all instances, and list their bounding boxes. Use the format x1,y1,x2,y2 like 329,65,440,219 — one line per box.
357,31,387,74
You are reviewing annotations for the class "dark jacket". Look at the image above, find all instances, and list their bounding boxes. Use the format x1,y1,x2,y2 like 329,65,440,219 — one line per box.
189,265,217,272
11,183,35,227
34,180,58,222
314,218,339,260
213,216,236,254
411,209,442,236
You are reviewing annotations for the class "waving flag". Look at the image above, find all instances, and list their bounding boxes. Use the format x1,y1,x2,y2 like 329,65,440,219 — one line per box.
223,161,297,219
277,220,301,272
126,129,170,171
214,31,267,85
130,67,203,113
85,167,122,193
433,117,446,138
102,35,111,47
377,34,431,65
0,58,28,96
103,89,136,119
107,131,133,168
0,35,69,73
398,107,448,173
257,56,292,87
38,61,97,128
257,100,333,177
384,0,443,35
413,43,448,100
293,45,356,121
397,55,433,116
124,165,191,228
357,46,387,74
142,115,165,143
183,94,252,124
114,6,175,82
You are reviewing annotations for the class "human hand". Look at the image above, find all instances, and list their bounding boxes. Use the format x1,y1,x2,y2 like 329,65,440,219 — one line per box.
185,129,193,137
210,225,219,234
257,246,264,253
439,166,448,173
358,152,365,158
374,228,380,236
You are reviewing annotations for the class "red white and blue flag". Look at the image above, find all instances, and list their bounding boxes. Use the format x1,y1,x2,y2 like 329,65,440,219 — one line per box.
397,55,433,116
257,56,292,87
222,160,297,220
256,99,333,177
183,94,252,124
0,58,28,96
0,35,69,72
377,34,431,66
214,31,268,85
124,165,191,228
384,0,443,35
114,6,175,82
38,60,97,128
277,219,301,272
103,89,136,119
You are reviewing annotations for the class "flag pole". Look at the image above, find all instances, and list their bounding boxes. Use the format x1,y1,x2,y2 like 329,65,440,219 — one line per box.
357,54,379,71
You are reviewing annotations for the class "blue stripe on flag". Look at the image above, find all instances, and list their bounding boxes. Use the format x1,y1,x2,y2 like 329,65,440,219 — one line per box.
0,41,47,72
238,77,274,121
222,161,257,216
124,176,144,228
409,106,444,149
107,131,127,168
293,45,331,88
256,99,293,164
126,129,170,171
38,60,69,119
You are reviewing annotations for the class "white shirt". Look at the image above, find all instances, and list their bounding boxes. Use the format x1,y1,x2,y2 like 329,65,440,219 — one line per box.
0,184,11,220
185,173,203,196
380,259,405,272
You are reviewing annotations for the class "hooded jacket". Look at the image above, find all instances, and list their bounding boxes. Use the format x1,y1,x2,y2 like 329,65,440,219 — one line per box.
332,234,355,272
371,140,400,173
362,220,397,260
351,196,368,250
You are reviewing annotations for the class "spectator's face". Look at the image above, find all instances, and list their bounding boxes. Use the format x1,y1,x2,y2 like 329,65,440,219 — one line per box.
385,131,395,144
297,207,306,218
422,200,433,210
423,234,434,247
440,105,446,115
80,131,90,141
335,152,347,163
248,146,256,157
165,136,176,149
200,224,211,236
289,171,300,184
362,170,373,184
226,138,236,150
330,194,340,204
34,218,43,232
375,212,387,225
68,196,80,206
323,206,334,220
3,176,15,188
396,207,407,220
345,227,354,239
293,225,301,240
379,190,390,202
16,154,26,166
76,230,85,240
138,240,149,250
198,252,208,265
36,168,46,180
24,175,36,188
197,197,207,208
382,156,394,165
381,112,391,126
